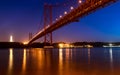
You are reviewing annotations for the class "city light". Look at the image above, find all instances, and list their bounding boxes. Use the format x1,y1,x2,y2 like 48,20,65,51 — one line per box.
10,35,13,42
59,43,72,48
64,44,70,47
103,43,120,47
109,43,113,47
85,45,93,48
59,43,64,48
23,42,28,45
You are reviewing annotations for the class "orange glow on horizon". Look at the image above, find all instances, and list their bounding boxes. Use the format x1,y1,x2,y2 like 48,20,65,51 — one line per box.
23,41,28,45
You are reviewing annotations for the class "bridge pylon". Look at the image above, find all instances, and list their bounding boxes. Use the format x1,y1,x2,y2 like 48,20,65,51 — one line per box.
44,4,53,45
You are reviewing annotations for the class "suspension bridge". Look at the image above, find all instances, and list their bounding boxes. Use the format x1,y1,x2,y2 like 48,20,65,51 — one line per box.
28,0,117,44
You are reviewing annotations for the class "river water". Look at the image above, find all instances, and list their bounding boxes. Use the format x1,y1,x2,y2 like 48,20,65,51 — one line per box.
0,48,120,75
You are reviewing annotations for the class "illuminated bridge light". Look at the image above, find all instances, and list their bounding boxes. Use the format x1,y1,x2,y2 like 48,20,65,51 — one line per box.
70,6,74,10
59,15,62,18
64,11,67,15
78,0,82,4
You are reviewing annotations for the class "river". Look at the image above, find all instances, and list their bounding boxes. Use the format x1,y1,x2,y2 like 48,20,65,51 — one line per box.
0,48,120,75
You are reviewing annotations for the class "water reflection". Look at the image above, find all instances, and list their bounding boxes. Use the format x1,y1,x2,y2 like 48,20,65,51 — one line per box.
59,48,74,75
8,48,13,75
22,49,27,74
30,48,45,69
37,48,45,69
88,48,91,64
109,48,113,73
65,48,71,75
1,48,120,75
109,48,113,63
70,48,72,59
65,48,69,61
59,48,63,71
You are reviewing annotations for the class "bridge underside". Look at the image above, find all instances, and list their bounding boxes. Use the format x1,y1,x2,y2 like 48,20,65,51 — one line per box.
28,0,116,44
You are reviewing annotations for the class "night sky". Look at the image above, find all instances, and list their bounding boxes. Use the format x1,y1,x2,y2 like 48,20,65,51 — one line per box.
0,0,120,43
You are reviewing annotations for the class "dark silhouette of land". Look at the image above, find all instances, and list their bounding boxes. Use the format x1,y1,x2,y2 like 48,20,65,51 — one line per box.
0,42,120,48
0,42,44,48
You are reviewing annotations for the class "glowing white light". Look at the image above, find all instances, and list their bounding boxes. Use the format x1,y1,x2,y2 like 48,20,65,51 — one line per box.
64,11,67,15
109,43,112,47
70,6,74,10
87,45,93,48
10,35,13,42
78,0,82,3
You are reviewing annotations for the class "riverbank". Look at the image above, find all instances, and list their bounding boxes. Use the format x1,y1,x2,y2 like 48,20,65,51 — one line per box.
0,42,120,48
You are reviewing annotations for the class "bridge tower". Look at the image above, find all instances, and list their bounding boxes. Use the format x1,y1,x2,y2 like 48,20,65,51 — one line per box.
44,4,53,45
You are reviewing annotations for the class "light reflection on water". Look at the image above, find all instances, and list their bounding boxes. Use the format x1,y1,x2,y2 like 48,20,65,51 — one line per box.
8,48,13,75
109,48,113,74
59,48,63,71
0,48,120,75
21,49,26,75
88,48,91,64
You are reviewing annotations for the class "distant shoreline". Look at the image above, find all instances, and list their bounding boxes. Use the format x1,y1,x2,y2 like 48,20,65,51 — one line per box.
0,42,120,48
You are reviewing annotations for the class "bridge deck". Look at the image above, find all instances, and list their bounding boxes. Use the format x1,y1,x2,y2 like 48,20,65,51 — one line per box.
28,0,116,44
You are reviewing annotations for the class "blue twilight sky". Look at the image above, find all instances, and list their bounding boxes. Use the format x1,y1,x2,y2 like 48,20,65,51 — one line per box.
0,0,120,43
